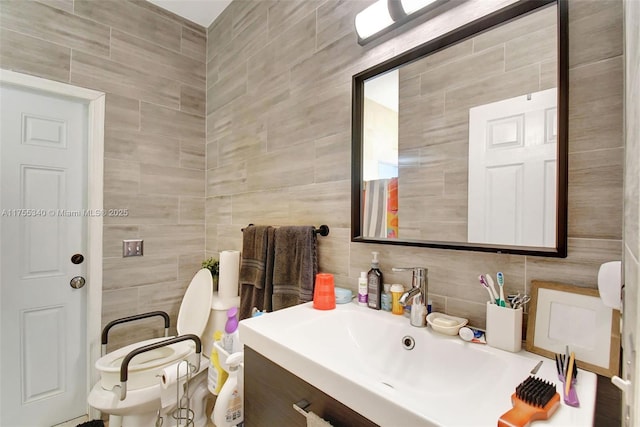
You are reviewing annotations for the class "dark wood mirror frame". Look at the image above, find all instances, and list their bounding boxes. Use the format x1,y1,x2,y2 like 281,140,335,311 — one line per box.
351,0,568,257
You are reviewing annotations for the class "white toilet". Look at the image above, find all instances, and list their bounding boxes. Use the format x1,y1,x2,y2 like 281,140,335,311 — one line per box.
88,268,219,427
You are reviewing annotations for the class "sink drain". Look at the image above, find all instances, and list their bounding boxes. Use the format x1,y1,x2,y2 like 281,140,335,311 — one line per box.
401,335,415,350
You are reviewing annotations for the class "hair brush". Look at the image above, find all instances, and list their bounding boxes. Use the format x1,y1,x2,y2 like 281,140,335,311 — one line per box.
498,376,560,427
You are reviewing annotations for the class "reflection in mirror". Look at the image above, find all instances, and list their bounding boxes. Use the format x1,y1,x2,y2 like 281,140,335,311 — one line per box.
355,0,567,256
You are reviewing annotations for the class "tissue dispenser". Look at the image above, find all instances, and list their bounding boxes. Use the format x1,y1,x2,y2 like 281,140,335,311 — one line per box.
597,261,622,310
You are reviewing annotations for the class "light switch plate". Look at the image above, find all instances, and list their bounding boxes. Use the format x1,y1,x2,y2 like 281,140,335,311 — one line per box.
123,239,143,257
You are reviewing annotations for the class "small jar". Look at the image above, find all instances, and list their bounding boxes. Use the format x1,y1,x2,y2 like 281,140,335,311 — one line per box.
390,284,405,315
381,284,392,311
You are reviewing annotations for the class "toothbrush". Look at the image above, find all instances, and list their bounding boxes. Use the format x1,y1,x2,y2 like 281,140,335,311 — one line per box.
496,272,506,307
478,275,497,304
485,274,500,305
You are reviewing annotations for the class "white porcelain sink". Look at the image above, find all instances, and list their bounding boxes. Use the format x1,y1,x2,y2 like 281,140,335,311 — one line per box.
239,302,597,426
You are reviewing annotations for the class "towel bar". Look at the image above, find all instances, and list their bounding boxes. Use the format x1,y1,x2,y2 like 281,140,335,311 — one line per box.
241,224,330,237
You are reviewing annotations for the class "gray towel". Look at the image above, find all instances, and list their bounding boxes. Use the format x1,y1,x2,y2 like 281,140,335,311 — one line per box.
272,226,317,311
239,226,274,320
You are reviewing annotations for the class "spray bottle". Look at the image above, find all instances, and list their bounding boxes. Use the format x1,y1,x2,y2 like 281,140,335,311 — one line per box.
212,352,244,427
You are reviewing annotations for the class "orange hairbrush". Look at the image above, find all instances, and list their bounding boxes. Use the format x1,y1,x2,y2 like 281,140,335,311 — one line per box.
498,376,560,427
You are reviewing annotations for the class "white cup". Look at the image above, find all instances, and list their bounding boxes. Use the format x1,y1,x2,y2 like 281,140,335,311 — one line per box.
485,302,523,352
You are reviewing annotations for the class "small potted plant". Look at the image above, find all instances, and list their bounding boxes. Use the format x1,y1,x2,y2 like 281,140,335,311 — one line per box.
202,257,219,287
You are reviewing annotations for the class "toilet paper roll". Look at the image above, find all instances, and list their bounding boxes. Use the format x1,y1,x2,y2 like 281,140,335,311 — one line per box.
160,361,190,409
218,250,240,298
161,361,190,389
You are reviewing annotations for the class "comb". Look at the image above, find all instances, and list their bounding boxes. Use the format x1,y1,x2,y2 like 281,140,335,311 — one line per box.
498,376,560,427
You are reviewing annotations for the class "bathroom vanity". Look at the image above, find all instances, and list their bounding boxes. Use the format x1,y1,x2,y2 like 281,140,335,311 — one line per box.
245,347,376,426
239,302,597,427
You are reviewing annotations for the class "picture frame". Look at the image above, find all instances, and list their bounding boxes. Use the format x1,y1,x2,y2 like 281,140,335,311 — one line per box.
525,280,620,377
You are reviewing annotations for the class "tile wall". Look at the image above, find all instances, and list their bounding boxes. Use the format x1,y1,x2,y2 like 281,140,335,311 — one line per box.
205,0,624,328
0,0,207,349
623,0,640,422
0,0,625,345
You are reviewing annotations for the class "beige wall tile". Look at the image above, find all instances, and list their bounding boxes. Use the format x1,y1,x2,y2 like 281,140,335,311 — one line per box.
246,144,316,191
138,224,205,256
71,52,181,109
104,158,140,194
568,148,623,240
105,93,140,131
268,0,323,41
74,0,182,51
568,56,623,153
568,0,623,68
0,0,110,57
289,180,351,228
315,131,351,183
103,192,179,225
207,161,248,197
110,29,205,89
0,28,70,82
180,138,206,170
231,189,291,226
140,102,205,140
179,197,205,224
140,164,205,197
103,254,178,290
105,129,181,167
181,26,206,62
316,0,368,50
36,0,73,13
525,238,623,288
180,84,206,117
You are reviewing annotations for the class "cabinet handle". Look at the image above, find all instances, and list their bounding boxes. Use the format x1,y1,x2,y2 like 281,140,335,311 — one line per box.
293,399,311,416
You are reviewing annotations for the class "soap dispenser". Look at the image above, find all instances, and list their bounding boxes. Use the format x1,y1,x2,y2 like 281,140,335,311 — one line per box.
367,252,383,310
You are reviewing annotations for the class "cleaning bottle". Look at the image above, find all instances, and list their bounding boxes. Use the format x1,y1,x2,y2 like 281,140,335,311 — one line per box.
357,272,368,306
367,252,383,310
208,330,228,395
212,352,244,427
222,307,241,354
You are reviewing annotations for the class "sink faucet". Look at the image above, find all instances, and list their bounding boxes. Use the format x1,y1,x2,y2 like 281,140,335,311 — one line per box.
392,267,428,306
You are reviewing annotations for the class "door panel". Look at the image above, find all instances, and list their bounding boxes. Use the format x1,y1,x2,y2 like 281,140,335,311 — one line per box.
468,88,557,247
1,85,88,426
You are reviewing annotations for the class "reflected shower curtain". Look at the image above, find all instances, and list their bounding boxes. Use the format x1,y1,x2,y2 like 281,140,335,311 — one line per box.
363,178,398,238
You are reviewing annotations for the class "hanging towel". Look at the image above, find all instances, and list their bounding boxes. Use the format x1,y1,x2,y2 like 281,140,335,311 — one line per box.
272,226,317,311
239,225,274,320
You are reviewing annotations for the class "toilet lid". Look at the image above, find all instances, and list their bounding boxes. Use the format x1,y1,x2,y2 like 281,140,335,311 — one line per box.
177,268,213,337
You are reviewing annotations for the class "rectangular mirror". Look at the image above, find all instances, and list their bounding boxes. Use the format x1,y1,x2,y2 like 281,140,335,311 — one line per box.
352,0,568,257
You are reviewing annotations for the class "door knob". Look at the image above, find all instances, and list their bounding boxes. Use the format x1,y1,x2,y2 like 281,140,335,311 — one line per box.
70,276,86,289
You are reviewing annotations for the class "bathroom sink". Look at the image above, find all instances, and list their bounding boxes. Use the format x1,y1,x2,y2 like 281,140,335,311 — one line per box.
239,302,597,426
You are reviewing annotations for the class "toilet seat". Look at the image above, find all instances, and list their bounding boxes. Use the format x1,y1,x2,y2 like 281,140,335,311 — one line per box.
95,268,213,392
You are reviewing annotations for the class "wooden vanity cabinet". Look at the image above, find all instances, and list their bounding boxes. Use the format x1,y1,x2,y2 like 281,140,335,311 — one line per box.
244,346,379,427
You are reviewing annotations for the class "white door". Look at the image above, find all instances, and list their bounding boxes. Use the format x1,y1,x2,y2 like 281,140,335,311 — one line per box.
467,88,557,247
0,85,88,426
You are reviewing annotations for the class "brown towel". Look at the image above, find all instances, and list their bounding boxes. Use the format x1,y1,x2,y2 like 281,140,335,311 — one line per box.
239,226,274,320
272,226,317,311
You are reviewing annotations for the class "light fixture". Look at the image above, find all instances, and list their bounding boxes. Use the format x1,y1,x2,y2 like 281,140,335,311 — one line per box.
354,0,395,40
400,0,440,15
355,0,449,45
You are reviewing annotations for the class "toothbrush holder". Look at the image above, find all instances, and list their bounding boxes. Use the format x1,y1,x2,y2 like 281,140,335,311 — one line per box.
486,302,523,352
